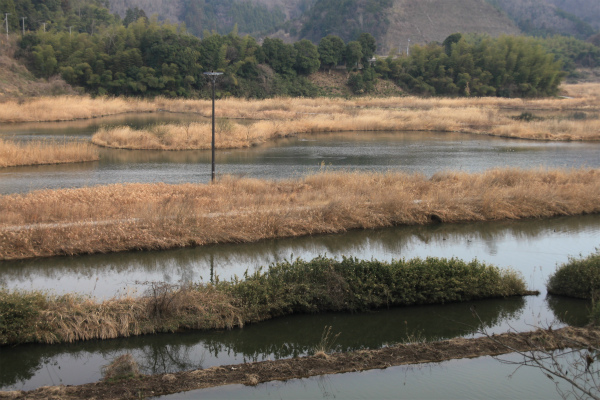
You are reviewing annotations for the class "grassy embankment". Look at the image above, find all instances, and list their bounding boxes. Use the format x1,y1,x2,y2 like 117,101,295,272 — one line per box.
7,326,597,400
0,83,598,124
91,105,600,150
88,83,600,148
0,256,529,345
0,139,99,167
1,168,599,260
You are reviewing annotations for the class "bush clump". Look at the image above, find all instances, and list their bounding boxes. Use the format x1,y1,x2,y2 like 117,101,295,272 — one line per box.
0,289,47,345
547,251,600,299
0,256,529,346
221,256,527,323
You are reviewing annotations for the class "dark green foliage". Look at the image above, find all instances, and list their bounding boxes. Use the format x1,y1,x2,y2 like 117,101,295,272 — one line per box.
294,39,320,75
537,35,600,75
358,32,376,64
344,41,362,71
3,0,116,34
123,7,146,27
0,289,46,345
375,35,564,97
181,0,285,37
221,256,528,323
300,0,392,46
262,37,298,76
317,35,346,71
547,251,600,300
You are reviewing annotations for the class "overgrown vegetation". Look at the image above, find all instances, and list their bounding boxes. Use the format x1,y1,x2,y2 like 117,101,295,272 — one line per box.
547,250,600,300
375,34,564,97
0,256,530,345
0,139,99,167
222,256,528,323
12,0,595,99
2,168,599,260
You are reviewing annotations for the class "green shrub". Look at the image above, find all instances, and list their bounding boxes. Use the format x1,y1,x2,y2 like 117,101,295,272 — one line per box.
547,251,600,299
221,256,527,322
0,289,47,345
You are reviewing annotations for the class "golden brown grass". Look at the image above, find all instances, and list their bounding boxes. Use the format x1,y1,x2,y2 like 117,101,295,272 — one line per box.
1,168,599,260
0,139,99,167
7,285,242,345
91,105,600,150
1,83,598,123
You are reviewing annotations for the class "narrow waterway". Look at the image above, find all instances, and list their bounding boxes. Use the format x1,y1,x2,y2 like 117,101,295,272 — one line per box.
0,215,597,391
2,115,599,195
168,353,581,400
2,115,599,396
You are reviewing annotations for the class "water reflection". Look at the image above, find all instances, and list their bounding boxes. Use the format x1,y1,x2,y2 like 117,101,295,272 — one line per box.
2,129,599,194
2,214,599,298
4,294,590,391
0,113,209,140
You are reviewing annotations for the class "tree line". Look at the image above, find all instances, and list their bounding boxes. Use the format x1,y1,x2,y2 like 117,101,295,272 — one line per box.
10,1,599,98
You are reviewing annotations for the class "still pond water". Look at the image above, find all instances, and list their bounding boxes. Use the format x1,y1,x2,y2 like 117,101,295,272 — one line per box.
1,113,599,194
1,115,599,397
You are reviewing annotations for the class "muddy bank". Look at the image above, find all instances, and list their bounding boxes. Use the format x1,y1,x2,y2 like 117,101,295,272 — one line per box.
2,326,598,400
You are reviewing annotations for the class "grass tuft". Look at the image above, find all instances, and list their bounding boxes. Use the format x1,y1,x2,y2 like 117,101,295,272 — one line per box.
0,256,530,346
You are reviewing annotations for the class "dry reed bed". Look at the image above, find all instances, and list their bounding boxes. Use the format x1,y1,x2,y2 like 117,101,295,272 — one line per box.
0,139,99,167
0,256,528,345
92,106,600,150
1,168,599,260
0,83,598,123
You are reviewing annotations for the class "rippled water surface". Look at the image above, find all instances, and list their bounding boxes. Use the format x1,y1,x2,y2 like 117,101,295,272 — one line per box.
1,115,599,396
2,114,599,194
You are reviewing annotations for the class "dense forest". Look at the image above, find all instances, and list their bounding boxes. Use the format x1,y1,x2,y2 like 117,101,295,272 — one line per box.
4,0,600,99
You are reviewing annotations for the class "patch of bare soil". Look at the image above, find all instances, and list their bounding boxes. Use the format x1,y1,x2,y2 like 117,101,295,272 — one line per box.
3,326,598,400
308,70,352,97
0,37,77,101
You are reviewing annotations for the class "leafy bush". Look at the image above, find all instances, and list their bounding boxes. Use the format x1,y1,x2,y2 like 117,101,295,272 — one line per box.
0,289,47,345
547,251,600,299
221,256,527,322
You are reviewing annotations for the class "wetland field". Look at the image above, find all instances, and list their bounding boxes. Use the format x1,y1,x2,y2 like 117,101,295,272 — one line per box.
1,85,600,399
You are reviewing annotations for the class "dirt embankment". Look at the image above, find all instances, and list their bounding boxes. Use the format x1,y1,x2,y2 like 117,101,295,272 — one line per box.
2,326,598,400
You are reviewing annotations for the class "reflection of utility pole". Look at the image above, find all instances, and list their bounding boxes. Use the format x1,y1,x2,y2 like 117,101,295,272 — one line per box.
4,13,10,41
203,71,223,183
210,253,214,284
21,17,25,35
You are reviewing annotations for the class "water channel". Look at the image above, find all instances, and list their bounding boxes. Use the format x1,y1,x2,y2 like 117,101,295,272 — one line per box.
1,115,599,396
1,114,599,195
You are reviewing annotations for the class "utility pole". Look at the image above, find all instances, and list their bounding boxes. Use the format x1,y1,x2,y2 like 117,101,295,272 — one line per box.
42,22,46,33
4,13,10,41
69,26,72,37
203,71,223,183
21,17,25,35
407,38,410,56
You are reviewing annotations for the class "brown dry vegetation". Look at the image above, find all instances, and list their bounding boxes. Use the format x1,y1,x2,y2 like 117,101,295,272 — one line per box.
92,105,600,150
0,139,99,167
0,83,598,123
1,168,599,260
3,326,599,400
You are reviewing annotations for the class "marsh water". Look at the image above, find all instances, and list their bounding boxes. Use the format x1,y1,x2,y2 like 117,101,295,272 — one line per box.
1,113,600,195
1,115,599,396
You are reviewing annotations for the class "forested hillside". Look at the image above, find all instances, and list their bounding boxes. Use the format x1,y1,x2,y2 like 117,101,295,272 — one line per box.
3,0,599,101
546,0,600,31
486,0,596,39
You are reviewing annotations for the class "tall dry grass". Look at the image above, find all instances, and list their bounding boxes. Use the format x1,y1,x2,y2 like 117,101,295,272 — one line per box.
92,105,600,150
1,168,599,260
1,83,598,123
0,139,99,167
